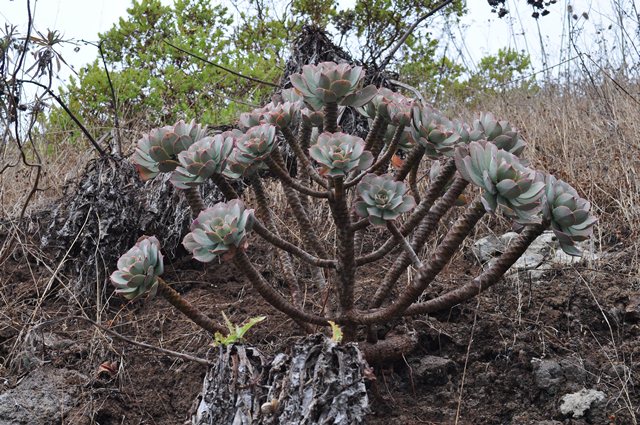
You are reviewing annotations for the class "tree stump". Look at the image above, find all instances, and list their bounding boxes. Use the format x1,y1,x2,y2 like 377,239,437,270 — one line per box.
192,335,369,425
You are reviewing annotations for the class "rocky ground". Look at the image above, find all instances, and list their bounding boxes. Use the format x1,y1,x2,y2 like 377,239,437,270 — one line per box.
0,222,638,424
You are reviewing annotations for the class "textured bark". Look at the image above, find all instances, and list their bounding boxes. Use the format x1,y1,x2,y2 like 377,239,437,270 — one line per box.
192,335,369,425
403,223,547,316
41,156,229,301
157,279,226,334
328,178,356,339
184,186,205,217
353,200,487,324
394,144,426,182
324,102,339,133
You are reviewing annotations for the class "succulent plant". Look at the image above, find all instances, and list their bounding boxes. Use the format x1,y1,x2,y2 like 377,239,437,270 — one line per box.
182,200,255,262
469,112,526,156
354,173,416,226
357,87,414,126
132,119,208,180
309,132,373,177
455,141,545,224
384,125,416,150
224,124,277,179
301,107,325,128
170,133,236,189
262,101,300,129
411,105,462,158
110,236,164,300
238,108,266,131
290,61,377,111
543,174,597,256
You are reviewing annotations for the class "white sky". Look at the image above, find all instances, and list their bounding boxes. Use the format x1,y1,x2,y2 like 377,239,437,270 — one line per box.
0,0,627,87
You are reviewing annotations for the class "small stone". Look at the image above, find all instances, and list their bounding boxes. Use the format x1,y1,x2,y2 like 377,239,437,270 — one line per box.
531,358,564,394
411,355,456,386
559,388,606,418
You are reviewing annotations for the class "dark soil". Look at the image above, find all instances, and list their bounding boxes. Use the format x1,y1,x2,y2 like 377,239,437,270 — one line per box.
0,229,638,424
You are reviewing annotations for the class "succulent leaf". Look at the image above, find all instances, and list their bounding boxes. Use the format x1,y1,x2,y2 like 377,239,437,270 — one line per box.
132,119,208,180
411,105,462,158
110,236,164,300
469,112,526,156
309,132,373,177
170,133,235,189
224,124,277,179
543,174,597,256
290,62,376,110
354,174,416,226
183,200,255,262
455,141,544,224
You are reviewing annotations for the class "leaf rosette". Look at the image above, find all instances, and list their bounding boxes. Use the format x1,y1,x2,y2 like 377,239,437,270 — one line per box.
290,61,377,110
183,200,255,262
309,132,373,177
455,141,544,224
132,119,208,180
224,124,277,179
543,174,597,256
354,174,416,226
358,87,414,126
470,112,526,156
110,236,164,300
170,133,235,189
411,105,462,158
262,101,299,129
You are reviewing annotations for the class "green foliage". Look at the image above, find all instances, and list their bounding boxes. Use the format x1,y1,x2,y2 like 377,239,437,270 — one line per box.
328,321,343,343
45,0,283,141
213,312,266,347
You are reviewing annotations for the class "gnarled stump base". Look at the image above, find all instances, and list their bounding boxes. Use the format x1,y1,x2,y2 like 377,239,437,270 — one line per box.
192,334,369,425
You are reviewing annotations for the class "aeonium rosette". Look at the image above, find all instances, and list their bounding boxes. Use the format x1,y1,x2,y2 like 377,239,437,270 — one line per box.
309,132,373,177
543,174,597,256
290,61,377,111
224,124,277,179
170,132,235,189
455,141,545,224
182,200,255,262
470,112,526,157
132,119,208,180
110,236,164,300
411,105,462,158
354,174,416,226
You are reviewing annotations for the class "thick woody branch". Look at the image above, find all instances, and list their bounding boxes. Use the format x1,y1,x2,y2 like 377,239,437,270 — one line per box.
265,152,329,198
353,200,486,324
183,186,205,217
233,251,329,326
403,223,547,316
157,279,226,334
